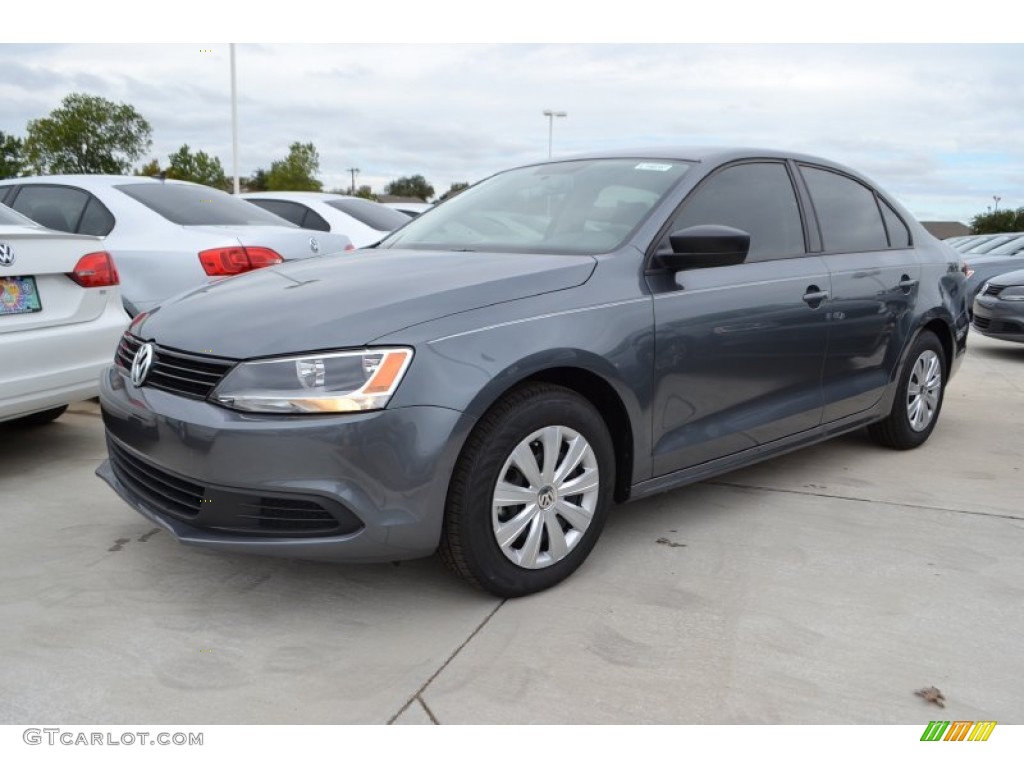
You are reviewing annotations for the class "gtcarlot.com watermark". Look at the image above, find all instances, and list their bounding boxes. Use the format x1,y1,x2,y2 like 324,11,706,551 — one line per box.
23,728,203,746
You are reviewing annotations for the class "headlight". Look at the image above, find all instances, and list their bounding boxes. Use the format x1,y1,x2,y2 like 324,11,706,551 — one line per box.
211,348,413,413
999,285,1024,301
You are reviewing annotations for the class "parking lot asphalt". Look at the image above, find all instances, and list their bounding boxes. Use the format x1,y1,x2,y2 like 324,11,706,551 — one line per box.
1,334,1022,725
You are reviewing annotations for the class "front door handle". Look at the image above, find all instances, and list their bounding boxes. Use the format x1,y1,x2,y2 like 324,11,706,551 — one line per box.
899,275,919,293
803,286,829,308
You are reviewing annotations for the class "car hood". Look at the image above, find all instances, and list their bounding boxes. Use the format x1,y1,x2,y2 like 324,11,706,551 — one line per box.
986,268,1024,287
136,249,597,358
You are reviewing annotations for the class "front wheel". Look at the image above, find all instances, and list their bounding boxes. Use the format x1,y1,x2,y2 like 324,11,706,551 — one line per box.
869,330,946,449
440,383,615,597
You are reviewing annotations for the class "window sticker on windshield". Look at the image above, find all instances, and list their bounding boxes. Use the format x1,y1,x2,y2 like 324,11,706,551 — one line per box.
635,163,673,172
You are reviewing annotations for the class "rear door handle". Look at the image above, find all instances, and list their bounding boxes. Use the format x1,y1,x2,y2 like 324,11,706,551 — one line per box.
803,286,829,308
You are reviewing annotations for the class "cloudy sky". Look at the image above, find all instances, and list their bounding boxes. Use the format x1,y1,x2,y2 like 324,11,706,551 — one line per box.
2,9,1021,223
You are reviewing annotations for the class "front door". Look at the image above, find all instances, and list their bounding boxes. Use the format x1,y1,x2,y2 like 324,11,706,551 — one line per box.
646,161,830,475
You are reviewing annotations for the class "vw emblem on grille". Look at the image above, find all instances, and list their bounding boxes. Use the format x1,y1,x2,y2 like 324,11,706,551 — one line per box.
309,236,320,254
0,242,14,267
131,342,155,387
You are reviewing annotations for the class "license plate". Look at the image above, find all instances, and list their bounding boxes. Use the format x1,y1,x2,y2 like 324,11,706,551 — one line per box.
0,276,42,315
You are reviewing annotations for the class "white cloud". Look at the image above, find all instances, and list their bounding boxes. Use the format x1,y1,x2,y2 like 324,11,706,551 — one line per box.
1,42,1021,221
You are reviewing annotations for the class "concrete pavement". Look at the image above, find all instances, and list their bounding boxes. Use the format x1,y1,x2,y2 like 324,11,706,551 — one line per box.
1,334,1021,724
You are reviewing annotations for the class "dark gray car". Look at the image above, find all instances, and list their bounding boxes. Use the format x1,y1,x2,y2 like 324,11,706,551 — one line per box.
96,148,969,596
973,267,1024,342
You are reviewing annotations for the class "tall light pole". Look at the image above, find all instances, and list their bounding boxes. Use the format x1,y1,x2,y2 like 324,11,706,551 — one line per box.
230,43,240,194
543,109,567,159
347,167,360,195
993,195,1002,211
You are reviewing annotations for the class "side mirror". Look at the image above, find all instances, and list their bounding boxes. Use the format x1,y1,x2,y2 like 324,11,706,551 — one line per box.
655,225,750,271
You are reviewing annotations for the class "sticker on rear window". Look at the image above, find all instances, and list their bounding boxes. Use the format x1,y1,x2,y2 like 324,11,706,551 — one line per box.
635,163,674,172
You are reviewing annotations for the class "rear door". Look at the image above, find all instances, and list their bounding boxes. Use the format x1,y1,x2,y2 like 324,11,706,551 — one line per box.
647,160,831,474
797,164,920,422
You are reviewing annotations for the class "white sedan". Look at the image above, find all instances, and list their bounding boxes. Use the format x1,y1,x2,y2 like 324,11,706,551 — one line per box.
0,205,128,426
241,192,412,248
0,176,354,317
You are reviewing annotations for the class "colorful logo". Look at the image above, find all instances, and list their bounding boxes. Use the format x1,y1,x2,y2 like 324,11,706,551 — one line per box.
920,721,996,741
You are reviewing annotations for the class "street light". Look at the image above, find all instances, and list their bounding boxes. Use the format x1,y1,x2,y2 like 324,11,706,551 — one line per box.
543,109,567,159
993,195,1002,211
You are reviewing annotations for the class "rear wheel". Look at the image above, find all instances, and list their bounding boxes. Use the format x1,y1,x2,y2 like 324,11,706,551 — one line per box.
7,405,68,428
440,383,615,597
869,331,945,449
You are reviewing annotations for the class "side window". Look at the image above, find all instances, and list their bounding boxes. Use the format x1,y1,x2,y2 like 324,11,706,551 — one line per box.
800,166,888,252
0,186,14,206
300,208,330,232
10,185,90,233
247,199,306,226
879,198,911,248
664,162,805,262
78,196,116,236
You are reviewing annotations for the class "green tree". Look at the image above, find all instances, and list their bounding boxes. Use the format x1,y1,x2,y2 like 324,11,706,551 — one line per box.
166,144,228,189
439,181,469,201
971,207,1024,234
24,93,152,175
266,142,322,191
136,158,162,177
385,174,435,201
0,131,27,179
354,184,377,200
241,168,269,193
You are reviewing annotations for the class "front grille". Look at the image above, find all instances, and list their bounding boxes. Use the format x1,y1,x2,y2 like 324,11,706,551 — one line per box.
973,316,991,330
116,334,236,400
107,437,364,538
108,438,204,519
983,283,1005,297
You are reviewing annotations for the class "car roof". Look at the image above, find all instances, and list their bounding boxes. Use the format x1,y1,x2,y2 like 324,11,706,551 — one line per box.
555,146,848,167
507,146,880,190
0,175,202,191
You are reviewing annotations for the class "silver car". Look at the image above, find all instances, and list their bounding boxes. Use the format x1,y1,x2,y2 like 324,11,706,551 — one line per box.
0,176,354,316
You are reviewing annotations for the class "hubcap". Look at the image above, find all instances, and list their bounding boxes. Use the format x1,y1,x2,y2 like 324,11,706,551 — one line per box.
906,349,942,432
492,425,600,570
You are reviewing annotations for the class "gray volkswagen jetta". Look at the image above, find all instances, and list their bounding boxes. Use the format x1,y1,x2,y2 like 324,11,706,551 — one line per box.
97,148,969,596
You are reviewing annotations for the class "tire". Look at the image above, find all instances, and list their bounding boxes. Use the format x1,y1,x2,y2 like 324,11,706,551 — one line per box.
440,383,615,597
868,331,946,450
7,405,68,428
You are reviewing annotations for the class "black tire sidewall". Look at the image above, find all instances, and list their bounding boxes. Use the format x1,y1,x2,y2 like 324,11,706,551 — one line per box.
452,386,615,597
891,331,946,447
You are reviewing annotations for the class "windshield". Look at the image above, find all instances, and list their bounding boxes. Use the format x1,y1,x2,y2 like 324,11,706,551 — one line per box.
986,234,1024,255
116,183,295,227
378,158,693,255
964,234,1018,254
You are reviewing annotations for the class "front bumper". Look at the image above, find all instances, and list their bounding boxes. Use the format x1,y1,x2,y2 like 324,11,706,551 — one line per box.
96,365,469,562
972,296,1024,343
